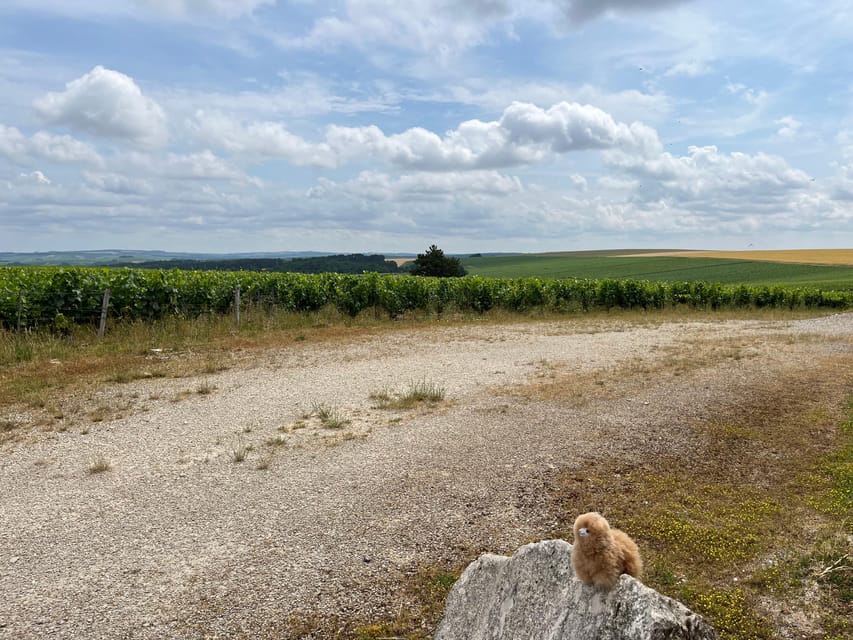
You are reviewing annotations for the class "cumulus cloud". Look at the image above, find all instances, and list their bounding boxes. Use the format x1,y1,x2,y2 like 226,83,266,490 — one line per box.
190,101,660,172
33,66,167,148
307,170,523,201
434,82,671,126
606,144,812,200
326,101,661,170
0,124,103,167
189,111,338,168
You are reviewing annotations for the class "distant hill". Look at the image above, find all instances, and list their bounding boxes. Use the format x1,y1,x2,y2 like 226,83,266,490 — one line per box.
0,249,334,266
112,253,401,274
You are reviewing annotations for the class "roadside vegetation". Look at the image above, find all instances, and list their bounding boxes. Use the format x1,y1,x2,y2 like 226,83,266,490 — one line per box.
2,265,851,332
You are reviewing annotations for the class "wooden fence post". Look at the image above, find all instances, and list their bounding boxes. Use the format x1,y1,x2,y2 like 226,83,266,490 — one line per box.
98,288,111,338
234,286,241,329
16,290,23,332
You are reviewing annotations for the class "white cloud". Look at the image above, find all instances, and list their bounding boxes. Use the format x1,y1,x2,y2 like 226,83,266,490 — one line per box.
279,0,695,56
0,124,103,166
775,116,801,138
307,170,523,202
607,144,811,197
725,81,768,108
83,171,152,195
191,101,661,172
163,150,261,184
279,0,515,55
569,174,588,191
325,101,662,171
18,170,51,185
664,60,711,77
189,111,338,168
430,82,671,129
33,66,167,148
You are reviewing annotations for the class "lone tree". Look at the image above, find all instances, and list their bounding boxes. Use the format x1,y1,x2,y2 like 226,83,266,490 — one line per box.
409,244,467,277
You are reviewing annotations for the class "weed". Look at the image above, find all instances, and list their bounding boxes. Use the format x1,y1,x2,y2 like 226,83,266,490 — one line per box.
171,390,192,403
255,456,271,470
196,381,216,395
311,401,350,429
680,587,773,639
231,438,249,462
370,380,446,410
202,358,229,374
87,456,112,474
265,434,288,447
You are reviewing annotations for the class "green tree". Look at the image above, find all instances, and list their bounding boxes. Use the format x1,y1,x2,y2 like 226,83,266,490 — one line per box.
409,245,467,277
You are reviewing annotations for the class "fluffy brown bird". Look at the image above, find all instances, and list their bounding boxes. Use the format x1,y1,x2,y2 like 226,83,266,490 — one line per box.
571,511,642,589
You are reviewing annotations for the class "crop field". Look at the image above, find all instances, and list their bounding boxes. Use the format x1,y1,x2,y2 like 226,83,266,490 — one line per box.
2,265,852,332
461,250,853,289
635,249,853,265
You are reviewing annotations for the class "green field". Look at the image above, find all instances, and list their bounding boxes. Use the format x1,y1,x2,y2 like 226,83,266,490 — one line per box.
461,252,853,290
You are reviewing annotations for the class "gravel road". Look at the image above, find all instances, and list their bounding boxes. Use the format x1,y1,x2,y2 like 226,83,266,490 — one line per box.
1,313,851,639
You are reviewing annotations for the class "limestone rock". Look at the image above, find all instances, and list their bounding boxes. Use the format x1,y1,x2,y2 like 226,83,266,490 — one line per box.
435,539,717,640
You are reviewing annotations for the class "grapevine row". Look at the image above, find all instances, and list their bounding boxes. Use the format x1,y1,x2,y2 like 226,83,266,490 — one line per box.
1,267,851,330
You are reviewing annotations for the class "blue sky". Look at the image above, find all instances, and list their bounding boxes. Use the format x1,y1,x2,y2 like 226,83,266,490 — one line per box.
1,0,852,254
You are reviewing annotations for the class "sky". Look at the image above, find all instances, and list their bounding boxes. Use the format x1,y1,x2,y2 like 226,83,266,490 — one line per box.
1,1,852,254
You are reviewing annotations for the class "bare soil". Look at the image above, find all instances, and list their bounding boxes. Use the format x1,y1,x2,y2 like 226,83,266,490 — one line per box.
0,313,851,639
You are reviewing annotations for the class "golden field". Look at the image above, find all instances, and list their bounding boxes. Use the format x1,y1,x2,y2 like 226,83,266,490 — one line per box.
623,249,853,266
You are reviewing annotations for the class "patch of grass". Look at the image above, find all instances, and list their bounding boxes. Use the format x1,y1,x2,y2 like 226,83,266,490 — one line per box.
289,564,464,640
171,390,192,403
680,587,773,639
195,380,216,395
265,434,288,447
370,380,446,410
551,356,853,638
87,456,112,474
311,401,351,429
231,438,250,462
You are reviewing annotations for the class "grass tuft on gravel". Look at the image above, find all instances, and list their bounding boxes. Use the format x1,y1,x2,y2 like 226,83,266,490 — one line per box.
370,380,446,410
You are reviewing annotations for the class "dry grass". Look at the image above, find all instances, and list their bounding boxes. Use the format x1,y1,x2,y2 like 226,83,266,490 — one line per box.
87,456,112,474
623,249,853,266
500,334,797,405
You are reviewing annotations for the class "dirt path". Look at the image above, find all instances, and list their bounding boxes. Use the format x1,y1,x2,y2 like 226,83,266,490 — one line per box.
1,314,851,639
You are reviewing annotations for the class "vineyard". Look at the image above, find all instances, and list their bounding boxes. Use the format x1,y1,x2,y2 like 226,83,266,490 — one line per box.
2,266,852,330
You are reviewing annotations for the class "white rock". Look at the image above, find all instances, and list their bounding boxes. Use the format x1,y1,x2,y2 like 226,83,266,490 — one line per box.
435,539,717,640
